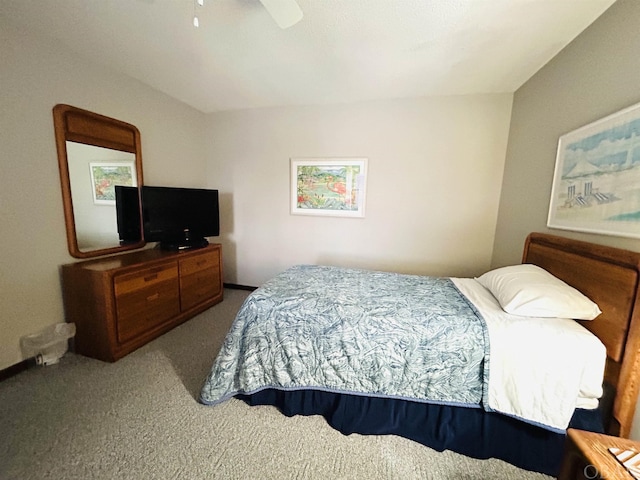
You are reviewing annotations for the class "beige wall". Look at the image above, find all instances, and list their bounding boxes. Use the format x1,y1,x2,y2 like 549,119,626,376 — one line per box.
0,25,207,371
207,94,513,287
491,0,640,438
3,0,633,441
492,0,640,266
2,19,512,373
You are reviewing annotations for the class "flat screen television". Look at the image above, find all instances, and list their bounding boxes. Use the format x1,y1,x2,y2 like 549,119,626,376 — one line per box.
115,185,142,244
141,185,220,251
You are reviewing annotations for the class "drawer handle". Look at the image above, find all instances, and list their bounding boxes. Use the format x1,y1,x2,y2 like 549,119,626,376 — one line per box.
146,293,160,302
144,274,158,282
196,260,207,266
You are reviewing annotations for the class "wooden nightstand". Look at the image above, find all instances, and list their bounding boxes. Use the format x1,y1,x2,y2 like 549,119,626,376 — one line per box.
558,428,640,479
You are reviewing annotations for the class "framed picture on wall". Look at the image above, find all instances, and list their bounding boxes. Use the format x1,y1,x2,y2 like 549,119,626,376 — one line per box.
89,161,138,205
290,158,368,217
547,101,640,239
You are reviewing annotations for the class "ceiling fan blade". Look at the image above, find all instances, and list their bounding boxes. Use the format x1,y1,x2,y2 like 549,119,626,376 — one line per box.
258,0,303,29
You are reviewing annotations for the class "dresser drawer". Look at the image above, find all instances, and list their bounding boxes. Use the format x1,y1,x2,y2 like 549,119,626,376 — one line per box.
114,263,180,343
179,250,220,276
180,268,221,311
114,262,178,295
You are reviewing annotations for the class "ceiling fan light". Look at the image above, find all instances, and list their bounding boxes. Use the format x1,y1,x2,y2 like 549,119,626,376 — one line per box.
258,0,303,29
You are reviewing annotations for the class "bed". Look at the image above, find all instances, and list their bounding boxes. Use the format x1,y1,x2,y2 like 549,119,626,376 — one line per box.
199,232,640,476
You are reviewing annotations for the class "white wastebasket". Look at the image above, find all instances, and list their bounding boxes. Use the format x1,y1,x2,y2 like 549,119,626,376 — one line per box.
20,323,76,365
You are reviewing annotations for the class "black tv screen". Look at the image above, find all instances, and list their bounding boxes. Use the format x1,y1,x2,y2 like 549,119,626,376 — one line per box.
115,185,142,244
141,185,220,250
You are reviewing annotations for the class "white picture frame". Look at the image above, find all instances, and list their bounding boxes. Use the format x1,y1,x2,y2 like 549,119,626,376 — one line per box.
290,158,368,218
547,101,640,239
89,161,137,205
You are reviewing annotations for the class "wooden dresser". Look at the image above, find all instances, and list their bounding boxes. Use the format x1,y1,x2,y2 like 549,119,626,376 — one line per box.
61,243,223,362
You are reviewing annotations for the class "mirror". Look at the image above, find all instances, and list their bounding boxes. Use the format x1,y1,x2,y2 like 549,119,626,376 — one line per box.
53,104,145,258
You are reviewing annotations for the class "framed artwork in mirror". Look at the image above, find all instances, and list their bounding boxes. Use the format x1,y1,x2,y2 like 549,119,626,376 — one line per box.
90,161,137,205
290,157,368,218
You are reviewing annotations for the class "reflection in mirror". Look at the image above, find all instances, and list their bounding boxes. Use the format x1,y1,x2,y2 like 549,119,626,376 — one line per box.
53,104,145,258
67,142,138,251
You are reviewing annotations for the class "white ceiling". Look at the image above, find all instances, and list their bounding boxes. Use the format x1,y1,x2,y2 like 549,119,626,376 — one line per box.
0,0,616,114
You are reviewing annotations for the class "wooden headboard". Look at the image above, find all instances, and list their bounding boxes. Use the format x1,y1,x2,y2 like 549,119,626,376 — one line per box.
523,232,640,437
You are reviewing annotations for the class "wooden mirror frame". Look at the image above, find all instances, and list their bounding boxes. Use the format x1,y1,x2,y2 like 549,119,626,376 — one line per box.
53,104,145,258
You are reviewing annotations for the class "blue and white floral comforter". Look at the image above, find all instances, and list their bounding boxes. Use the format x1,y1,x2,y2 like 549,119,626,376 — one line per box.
199,265,491,409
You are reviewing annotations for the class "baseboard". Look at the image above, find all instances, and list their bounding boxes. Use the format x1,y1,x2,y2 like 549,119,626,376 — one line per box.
223,283,257,291
0,358,37,383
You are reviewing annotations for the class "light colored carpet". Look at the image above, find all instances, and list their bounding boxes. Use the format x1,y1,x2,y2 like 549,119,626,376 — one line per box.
0,288,552,480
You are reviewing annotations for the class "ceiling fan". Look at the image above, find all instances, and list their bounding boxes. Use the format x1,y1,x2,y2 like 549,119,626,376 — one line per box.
258,0,303,29
193,0,303,30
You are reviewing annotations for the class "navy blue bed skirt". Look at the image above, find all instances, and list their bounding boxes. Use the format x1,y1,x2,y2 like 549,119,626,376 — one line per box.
238,389,604,476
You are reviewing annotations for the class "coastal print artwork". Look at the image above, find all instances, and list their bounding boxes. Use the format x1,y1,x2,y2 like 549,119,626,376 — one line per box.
291,158,367,217
90,161,137,205
547,102,640,239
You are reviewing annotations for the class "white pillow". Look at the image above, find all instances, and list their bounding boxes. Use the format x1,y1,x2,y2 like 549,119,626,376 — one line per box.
475,264,601,320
